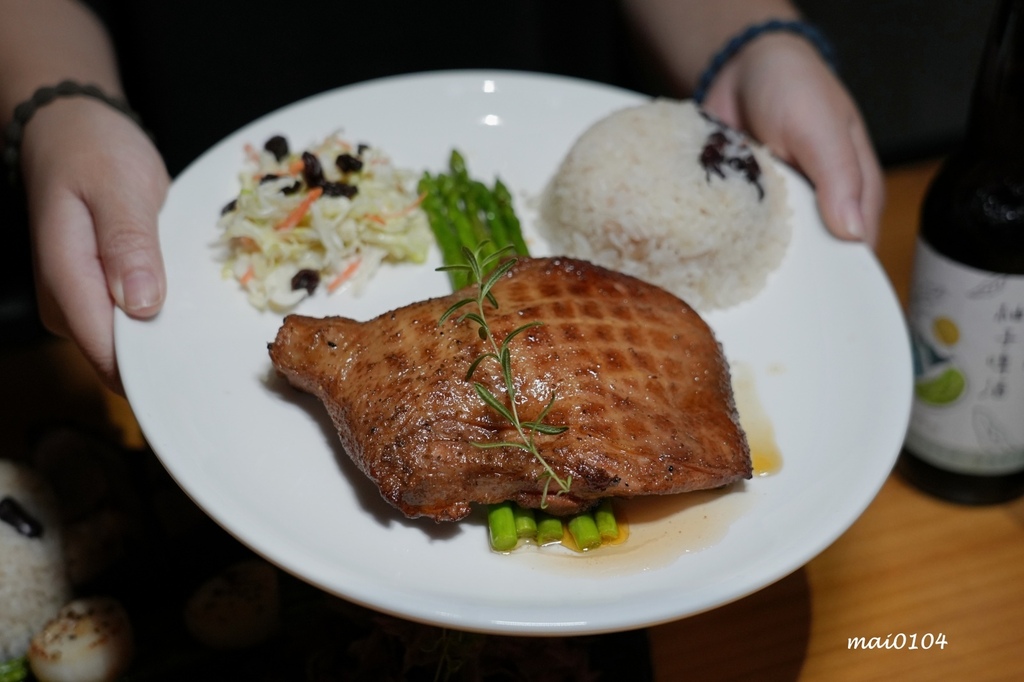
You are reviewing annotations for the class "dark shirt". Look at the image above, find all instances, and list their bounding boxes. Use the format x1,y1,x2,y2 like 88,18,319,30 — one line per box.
86,0,643,176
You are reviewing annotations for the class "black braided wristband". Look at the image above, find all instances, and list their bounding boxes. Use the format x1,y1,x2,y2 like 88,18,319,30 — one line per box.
693,19,837,104
2,79,151,185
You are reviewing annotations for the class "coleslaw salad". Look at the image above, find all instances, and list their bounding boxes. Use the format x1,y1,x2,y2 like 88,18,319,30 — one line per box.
216,132,432,310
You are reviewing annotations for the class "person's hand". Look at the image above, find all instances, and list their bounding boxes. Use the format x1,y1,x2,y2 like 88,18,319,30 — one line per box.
703,32,884,246
19,96,169,392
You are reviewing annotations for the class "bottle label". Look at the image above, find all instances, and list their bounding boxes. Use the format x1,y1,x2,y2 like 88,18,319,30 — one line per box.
906,239,1024,475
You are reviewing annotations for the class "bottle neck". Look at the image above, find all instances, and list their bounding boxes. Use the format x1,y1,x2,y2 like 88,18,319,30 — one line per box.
964,0,1024,157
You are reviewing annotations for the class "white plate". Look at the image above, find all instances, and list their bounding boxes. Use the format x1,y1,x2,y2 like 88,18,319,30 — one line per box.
116,70,912,635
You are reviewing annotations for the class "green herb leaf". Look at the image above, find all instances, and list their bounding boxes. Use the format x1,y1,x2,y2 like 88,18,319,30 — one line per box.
471,440,532,451
438,297,476,325
505,321,543,344
480,257,518,298
535,392,559,422
460,312,488,329
522,422,569,435
480,244,516,270
473,382,515,424
465,352,498,381
499,353,519,411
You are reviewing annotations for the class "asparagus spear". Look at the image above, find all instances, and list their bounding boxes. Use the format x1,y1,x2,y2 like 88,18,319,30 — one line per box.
418,173,465,288
447,151,493,259
595,499,619,541
471,180,510,251
493,178,529,256
487,502,518,552
513,505,537,539
439,175,479,256
567,512,602,551
462,184,495,259
448,148,469,182
535,511,565,545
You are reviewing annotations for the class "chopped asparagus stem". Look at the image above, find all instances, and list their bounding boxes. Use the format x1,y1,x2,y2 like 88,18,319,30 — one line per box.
512,505,537,538
487,502,518,552
595,499,619,541
535,511,565,545
567,512,602,551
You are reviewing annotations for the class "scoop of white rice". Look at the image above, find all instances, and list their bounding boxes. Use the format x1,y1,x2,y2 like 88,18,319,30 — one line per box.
537,98,791,311
0,460,70,660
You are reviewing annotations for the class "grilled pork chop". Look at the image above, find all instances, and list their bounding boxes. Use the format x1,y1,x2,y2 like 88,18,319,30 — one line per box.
269,257,750,521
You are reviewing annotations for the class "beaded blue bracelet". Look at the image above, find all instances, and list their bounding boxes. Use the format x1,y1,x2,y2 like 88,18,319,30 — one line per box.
692,19,837,104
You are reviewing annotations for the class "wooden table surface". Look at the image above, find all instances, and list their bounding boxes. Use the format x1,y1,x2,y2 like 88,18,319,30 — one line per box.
647,160,1024,682
3,159,1022,681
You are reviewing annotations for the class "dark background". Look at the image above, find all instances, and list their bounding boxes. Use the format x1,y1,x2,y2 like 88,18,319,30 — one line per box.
0,0,1001,344
798,0,999,163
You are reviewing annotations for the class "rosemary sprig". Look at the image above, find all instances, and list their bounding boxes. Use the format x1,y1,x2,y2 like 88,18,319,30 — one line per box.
437,243,572,505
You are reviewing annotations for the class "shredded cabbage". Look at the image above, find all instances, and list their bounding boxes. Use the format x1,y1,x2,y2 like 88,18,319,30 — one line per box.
216,132,432,311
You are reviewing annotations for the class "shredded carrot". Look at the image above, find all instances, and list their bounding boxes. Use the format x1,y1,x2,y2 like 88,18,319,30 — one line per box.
233,236,259,253
276,186,323,230
288,157,305,175
405,191,427,212
363,214,387,225
327,258,362,293
239,265,255,287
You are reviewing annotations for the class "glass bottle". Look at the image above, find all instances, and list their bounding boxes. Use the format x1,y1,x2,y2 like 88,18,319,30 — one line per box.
898,0,1024,504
